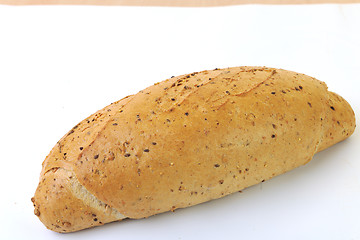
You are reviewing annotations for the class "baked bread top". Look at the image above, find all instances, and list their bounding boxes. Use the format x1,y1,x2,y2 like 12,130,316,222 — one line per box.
33,66,355,232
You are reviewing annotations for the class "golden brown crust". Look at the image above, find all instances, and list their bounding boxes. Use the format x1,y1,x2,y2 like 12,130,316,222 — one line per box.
32,66,356,232
32,168,124,232
40,94,134,177
316,91,356,152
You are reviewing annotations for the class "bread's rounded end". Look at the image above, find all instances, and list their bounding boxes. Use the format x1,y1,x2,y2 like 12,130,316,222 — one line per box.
317,91,356,152
32,168,121,233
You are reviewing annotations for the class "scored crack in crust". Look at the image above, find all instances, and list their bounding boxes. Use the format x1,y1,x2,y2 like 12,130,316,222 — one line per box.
66,169,126,220
32,167,126,232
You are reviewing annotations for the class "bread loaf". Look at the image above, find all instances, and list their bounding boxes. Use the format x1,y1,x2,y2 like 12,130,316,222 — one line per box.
32,66,355,232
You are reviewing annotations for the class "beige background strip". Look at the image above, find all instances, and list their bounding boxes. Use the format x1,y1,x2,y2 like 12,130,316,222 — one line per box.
1,0,360,6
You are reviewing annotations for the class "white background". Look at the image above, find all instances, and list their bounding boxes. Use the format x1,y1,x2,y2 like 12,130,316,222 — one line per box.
0,4,360,239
